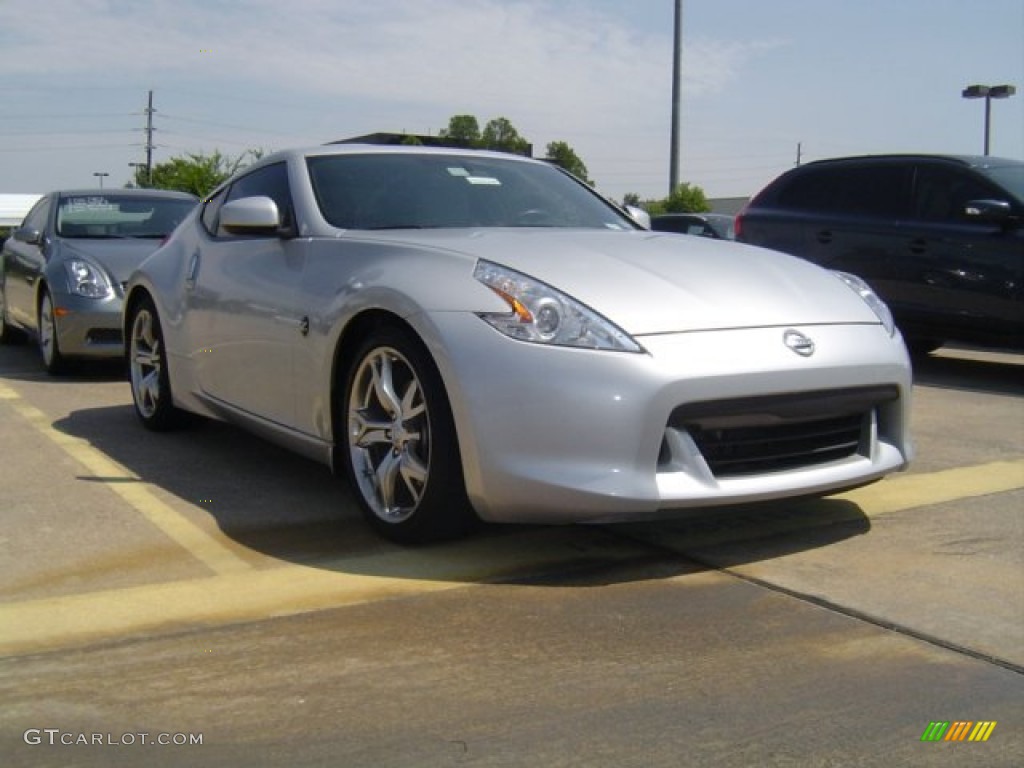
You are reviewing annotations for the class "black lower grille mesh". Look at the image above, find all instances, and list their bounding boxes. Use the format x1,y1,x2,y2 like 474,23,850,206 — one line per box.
666,386,898,478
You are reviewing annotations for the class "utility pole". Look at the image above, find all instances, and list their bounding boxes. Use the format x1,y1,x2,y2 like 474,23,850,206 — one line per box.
795,142,802,166
144,90,155,183
669,0,683,195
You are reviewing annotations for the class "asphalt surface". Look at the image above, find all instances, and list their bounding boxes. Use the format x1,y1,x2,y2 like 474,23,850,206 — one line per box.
0,340,1022,767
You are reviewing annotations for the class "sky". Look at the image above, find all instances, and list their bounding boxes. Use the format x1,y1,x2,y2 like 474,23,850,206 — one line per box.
1,0,1022,203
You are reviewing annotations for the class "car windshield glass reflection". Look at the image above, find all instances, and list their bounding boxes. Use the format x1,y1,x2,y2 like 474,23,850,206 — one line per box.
56,195,195,239
307,154,634,231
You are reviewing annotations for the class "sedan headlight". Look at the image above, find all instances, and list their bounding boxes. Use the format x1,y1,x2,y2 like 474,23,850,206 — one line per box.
474,260,642,352
65,259,113,299
835,271,895,336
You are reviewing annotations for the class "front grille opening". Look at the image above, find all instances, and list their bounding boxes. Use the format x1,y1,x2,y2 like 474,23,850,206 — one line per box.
665,386,897,478
86,328,123,345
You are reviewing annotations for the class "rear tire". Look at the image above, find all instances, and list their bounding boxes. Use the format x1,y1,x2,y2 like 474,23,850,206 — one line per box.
127,295,186,431
342,325,475,544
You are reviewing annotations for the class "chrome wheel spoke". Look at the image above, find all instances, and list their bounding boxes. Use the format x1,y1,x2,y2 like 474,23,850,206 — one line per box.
348,346,432,523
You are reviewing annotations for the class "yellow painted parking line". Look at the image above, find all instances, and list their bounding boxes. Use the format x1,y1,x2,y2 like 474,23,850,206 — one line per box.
833,459,1024,514
0,528,652,657
622,459,1024,550
0,382,250,576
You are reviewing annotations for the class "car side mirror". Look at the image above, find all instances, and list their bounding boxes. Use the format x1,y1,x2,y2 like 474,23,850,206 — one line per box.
962,198,1013,223
220,196,282,235
14,227,43,245
625,205,651,229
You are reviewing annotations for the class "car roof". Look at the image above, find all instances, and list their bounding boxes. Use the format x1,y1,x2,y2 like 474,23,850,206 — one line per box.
247,143,549,170
799,154,1022,171
52,188,199,200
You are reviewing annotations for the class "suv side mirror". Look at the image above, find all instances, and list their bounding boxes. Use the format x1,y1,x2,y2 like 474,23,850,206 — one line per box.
963,198,1014,223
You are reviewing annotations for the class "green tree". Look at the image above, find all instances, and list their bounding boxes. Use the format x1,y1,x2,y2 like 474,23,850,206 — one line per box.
133,149,263,198
662,182,710,213
622,192,642,208
481,117,530,155
439,115,481,147
544,141,591,184
400,134,424,146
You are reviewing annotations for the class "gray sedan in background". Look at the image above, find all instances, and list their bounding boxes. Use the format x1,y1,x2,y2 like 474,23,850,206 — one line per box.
124,145,912,543
0,188,197,373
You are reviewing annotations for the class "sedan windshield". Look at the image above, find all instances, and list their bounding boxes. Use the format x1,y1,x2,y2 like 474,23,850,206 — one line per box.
307,153,636,231
982,164,1024,203
56,195,195,239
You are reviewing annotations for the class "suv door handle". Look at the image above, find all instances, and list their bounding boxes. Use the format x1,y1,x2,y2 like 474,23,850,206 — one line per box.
815,229,833,244
908,238,927,254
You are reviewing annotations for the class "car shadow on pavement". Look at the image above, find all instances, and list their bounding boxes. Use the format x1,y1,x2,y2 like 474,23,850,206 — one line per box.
50,400,875,589
911,345,1023,396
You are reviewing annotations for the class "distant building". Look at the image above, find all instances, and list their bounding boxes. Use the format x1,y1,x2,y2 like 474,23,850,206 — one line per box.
708,197,750,216
0,193,43,228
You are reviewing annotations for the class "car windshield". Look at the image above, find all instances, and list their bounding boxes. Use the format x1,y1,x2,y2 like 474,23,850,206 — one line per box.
56,194,194,239
982,165,1024,203
307,153,636,231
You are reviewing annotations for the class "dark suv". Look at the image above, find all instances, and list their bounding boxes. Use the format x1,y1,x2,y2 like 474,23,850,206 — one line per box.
736,155,1023,352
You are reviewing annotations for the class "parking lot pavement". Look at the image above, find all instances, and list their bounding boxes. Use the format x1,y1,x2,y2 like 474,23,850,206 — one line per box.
1,341,1022,765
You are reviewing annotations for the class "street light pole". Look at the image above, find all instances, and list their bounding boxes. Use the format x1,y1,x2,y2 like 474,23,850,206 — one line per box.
962,84,1017,155
669,0,683,195
92,172,109,189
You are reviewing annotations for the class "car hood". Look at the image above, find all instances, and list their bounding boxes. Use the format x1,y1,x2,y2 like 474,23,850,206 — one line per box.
369,229,882,335
59,238,166,284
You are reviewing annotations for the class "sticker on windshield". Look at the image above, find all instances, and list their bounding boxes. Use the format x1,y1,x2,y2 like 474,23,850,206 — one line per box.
63,197,115,212
447,167,470,177
465,176,501,186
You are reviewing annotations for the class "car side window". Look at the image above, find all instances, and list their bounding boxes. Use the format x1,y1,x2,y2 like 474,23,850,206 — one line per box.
912,167,1003,222
219,162,294,237
22,197,52,234
778,165,910,218
200,187,229,236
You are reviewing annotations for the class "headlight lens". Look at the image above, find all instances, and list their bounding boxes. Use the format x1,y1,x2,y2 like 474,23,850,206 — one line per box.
65,259,113,299
474,260,642,352
835,271,895,336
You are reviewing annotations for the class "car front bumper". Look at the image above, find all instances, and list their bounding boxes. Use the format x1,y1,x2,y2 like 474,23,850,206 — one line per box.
51,290,124,360
421,313,913,524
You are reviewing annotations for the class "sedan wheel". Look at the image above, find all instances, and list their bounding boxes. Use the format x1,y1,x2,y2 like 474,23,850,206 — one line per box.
128,296,184,431
344,326,474,543
38,290,67,374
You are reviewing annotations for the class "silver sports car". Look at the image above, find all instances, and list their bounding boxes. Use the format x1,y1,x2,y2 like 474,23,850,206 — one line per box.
1,188,198,373
124,145,912,543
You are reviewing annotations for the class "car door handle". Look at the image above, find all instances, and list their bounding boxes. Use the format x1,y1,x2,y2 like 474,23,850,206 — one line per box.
815,230,833,244
185,250,200,288
909,238,927,254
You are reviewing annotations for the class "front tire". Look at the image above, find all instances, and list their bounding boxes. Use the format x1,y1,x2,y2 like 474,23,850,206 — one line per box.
128,295,185,431
38,289,68,374
343,326,475,544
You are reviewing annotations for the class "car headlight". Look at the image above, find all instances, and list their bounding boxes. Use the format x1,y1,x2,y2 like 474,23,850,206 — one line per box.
65,259,113,299
474,260,642,352
835,271,895,336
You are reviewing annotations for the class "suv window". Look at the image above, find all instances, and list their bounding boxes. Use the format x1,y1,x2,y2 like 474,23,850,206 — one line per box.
776,164,910,218
912,166,1005,222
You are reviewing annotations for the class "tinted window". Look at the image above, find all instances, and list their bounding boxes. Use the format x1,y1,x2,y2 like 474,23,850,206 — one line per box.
776,164,910,218
200,186,228,235
912,166,1004,222
306,154,633,231
21,197,52,233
